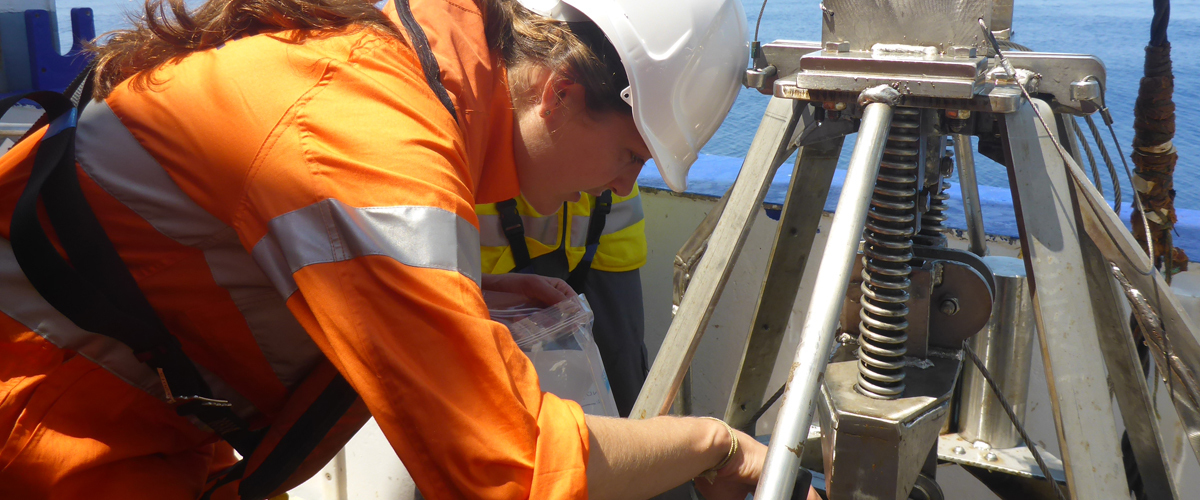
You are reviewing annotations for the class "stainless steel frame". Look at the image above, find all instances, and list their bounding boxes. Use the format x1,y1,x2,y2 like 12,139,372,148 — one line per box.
754,100,895,500
1002,98,1128,499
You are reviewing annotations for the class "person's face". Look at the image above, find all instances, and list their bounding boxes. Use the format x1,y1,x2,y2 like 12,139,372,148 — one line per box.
511,70,652,214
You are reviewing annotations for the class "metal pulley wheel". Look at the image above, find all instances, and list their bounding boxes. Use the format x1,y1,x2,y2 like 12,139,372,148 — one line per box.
909,474,944,500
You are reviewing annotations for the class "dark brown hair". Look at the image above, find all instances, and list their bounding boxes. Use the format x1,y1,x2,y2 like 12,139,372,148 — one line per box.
484,0,629,114
90,0,401,98
90,0,627,115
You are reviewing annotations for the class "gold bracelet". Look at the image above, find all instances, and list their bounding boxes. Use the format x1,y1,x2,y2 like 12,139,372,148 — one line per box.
698,416,738,483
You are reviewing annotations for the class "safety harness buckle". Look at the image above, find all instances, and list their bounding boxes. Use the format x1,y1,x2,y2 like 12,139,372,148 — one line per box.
157,367,233,408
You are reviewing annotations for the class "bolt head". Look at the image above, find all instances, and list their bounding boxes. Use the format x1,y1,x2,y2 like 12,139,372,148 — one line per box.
953,446,966,455
824,41,850,53
939,298,960,316
951,46,978,58
985,452,999,462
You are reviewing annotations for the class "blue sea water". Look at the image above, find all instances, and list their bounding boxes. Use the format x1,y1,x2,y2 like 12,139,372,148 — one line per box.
52,0,1200,209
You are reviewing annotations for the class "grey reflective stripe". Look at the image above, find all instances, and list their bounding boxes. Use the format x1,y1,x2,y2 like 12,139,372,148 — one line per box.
203,238,322,388
75,100,323,389
569,195,645,248
76,101,227,245
0,238,259,420
252,199,482,298
477,212,560,248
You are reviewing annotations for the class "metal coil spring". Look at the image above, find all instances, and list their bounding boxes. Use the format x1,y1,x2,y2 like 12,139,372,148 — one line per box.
856,107,920,399
915,174,951,247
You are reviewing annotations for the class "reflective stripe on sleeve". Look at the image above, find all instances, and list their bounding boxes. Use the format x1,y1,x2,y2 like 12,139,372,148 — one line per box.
0,238,260,420
252,199,483,298
477,211,560,248
569,194,645,248
75,100,323,389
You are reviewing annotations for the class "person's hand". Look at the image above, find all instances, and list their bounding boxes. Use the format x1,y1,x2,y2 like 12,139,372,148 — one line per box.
480,273,575,307
692,429,821,500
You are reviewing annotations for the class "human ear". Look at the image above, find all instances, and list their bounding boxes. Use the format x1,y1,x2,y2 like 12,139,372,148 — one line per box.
539,76,585,126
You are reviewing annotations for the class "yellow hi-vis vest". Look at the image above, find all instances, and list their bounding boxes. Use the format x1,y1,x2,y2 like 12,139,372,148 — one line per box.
477,184,647,275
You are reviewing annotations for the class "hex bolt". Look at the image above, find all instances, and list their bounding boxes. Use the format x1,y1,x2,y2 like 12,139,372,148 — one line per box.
951,46,977,58
940,298,960,316
824,41,850,53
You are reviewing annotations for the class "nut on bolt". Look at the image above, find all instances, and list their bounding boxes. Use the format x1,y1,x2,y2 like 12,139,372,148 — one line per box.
950,46,977,59
939,298,960,316
824,41,849,53
947,109,972,120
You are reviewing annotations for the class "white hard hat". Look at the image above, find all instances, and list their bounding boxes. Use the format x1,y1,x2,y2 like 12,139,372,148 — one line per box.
517,0,748,192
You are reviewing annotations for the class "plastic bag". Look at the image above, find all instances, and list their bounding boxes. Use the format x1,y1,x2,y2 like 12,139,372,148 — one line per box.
492,295,620,417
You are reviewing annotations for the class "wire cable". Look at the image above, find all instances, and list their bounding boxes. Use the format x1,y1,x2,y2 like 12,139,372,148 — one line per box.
963,344,1068,500
1084,114,1124,215
1089,75,1157,261
1072,116,1105,197
741,383,787,434
754,0,769,42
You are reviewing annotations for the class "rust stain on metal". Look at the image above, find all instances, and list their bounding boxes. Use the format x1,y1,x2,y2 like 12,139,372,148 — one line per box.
787,444,804,458
787,362,801,384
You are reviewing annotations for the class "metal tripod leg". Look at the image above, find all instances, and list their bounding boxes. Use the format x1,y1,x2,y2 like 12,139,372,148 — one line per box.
754,101,895,500
953,134,988,256
1064,114,1200,464
1002,98,1128,500
723,135,846,432
631,97,810,419
1080,231,1179,499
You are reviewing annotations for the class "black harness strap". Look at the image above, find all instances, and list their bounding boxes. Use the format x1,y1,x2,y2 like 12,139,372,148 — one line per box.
566,190,612,292
496,198,533,271
3,73,263,457
237,375,359,499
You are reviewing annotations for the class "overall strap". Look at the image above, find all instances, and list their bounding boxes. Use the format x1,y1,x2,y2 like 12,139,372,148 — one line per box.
567,190,612,292
496,198,533,271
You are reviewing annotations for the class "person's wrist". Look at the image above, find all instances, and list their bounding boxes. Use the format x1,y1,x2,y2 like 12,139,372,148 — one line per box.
697,416,738,483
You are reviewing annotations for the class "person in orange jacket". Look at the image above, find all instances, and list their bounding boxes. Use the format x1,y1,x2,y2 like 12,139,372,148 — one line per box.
0,0,821,499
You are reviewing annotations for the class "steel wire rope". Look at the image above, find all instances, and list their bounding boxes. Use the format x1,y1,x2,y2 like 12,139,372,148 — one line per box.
1088,75,1157,261
962,344,1068,500
753,0,769,42
1084,113,1125,215
1071,117,1105,197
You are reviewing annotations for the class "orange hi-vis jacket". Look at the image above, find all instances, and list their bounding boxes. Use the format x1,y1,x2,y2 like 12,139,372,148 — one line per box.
0,0,590,498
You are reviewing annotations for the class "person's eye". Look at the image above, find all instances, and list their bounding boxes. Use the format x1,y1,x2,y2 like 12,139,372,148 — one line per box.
629,150,645,166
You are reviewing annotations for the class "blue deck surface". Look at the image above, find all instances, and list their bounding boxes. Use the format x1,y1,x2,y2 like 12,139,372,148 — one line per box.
638,154,1200,254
